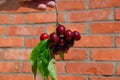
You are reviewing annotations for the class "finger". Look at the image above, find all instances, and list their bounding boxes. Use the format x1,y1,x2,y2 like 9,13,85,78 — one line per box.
32,0,49,10
21,1,47,10
37,3,47,10
35,0,55,8
47,0,55,8
35,0,55,9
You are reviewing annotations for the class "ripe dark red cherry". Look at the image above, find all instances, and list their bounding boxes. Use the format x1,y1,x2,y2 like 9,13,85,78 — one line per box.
58,38,65,46
56,24,65,35
64,30,73,40
67,39,74,47
53,46,59,54
50,33,59,44
73,31,81,41
40,33,49,41
53,45,63,54
62,46,69,52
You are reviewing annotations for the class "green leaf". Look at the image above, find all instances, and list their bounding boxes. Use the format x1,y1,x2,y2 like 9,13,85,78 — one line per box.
32,60,37,80
37,49,50,77
30,40,49,79
49,48,55,59
30,40,48,65
48,58,57,80
44,76,48,80
59,51,64,60
37,60,45,76
37,59,49,77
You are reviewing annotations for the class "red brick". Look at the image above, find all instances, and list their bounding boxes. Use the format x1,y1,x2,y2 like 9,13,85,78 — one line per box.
47,23,87,34
47,25,56,34
0,37,23,47
22,62,65,74
56,49,87,60
26,13,64,23
7,26,44,36
69,10,112,22
90,76,120,80
58,76,86,80
66,62,114,75
90,0,120,8
11,14,24,24
116,36,120,47
56,62,65,74
4,49,31,60
0,74,39,80
115,9,120,20
117,64,120,75
0,15,10,24
58,0,87,10
0,74,21,80
74,36,113,47
91,22,120,34
22,62,32,73
21,74,39,80
25,38,40,48
0,27,5,35
0,50,2,59
18,6,42,12
91,48,120,61
0,62,20,72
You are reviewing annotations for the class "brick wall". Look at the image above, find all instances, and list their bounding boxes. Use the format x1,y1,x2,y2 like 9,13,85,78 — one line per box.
0,0,120,80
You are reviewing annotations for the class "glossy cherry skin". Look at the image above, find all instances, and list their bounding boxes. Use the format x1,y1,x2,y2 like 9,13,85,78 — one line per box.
73,31,81,41
40,33,49,41
56,24,65,35
58,38,66,46
64,30,73,40
50,33,59,44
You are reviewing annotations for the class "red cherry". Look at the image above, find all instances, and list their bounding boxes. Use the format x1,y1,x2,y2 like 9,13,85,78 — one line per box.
50,33,59,44
73,31,81,41
56,24,65,35
66,39,74,47
64,30,73,40
62,46,69,52
53,45,62,54
40,33,49,41
58,38,65,46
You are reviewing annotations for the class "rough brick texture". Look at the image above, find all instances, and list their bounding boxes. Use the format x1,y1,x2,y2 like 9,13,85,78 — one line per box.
0,0,120,80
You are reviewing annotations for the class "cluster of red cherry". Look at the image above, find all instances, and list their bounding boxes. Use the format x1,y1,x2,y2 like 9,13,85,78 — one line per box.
40,24,81,54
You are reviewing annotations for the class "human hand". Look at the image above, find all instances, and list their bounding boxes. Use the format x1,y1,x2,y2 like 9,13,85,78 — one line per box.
21,0,56,10
0,0,55,10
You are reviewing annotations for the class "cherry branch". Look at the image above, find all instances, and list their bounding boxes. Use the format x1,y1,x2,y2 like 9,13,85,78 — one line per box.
55,0,59,26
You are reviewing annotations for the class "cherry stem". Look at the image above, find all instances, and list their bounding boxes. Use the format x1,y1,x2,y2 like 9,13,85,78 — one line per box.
55,0,59,26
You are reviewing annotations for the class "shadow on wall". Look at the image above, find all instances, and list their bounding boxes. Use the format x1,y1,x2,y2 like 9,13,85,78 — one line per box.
0,0,40,11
